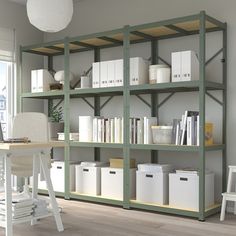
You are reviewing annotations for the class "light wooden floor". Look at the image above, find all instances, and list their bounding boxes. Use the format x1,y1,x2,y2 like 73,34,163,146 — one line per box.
1,198,236,236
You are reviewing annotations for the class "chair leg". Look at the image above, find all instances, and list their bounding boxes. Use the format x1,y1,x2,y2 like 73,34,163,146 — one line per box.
220,196,227,221
31,154,39,226
39,154,64,232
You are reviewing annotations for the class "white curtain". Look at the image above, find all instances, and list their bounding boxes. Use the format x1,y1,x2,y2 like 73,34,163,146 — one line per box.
0,27,16,62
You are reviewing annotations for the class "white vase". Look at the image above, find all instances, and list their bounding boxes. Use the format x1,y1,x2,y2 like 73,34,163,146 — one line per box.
49,122,64,140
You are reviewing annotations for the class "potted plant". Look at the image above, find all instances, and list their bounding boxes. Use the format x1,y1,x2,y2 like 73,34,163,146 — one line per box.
48,103,64,140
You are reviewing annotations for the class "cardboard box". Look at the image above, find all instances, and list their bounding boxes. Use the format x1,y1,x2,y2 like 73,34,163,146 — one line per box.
110,158,136,168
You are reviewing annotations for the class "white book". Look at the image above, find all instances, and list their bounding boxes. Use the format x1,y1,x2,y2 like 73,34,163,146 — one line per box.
114,117,120,143
105,119,110,143
115,59,123,86
187,116,192,145
101,118,105,142
97,118,102,143
197,115,200,146
79,116,93,142
107,60,115,87
120,117,124,143
93,117,98,142
143,117,157,144
92,62,100,88
110,118,114,143
137,118,144,144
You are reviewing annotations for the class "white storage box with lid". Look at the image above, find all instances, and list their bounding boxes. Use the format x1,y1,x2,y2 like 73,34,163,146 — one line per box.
30,161,75,192
101,168,136,200
151,126,172,144
75,162,108,195
51,161,75,192
149,64,170,84
136,164,172,205
169,172,214,210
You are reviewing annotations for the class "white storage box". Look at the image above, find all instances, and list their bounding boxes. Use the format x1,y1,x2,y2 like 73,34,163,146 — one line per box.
149,64,170,84
137,163,172,173
169,172,214,210
101,168,136,200
31,69,55,93
75,165,101,195
151,126,172,144
136,171,169,204
50,161,75,192
30,161,75,192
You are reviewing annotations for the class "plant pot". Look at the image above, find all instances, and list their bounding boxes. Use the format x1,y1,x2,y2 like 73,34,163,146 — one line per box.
49,122,64,140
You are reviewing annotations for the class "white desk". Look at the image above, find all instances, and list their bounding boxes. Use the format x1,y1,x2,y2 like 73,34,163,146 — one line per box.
0,141,65,236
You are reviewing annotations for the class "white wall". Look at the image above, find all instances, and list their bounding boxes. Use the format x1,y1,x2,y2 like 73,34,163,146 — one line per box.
43,0,235,201
0,0,44,113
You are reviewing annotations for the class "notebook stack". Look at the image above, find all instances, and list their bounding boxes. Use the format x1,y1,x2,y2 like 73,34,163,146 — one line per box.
0,193,34,222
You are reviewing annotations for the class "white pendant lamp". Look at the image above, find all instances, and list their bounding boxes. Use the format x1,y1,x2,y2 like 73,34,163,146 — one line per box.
26,0,73,33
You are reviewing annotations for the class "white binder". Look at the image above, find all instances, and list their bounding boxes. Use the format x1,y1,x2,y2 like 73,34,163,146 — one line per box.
107,60,115,87
100,61,108,88
115,59,123,86
171,52,182,82
181,50,199,81
92,62,100,88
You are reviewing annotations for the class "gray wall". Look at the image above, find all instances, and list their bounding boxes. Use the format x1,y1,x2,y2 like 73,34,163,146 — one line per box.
0,0,44,113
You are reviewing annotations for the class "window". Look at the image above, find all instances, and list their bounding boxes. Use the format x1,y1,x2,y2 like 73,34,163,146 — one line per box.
0,27,15,138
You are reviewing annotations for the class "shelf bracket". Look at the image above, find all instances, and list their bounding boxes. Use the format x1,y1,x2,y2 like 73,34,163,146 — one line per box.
46,46,64,53
166,24,190,36
131,31,154,40
71,66,92,89
98,36,123,46
71,41,97,49
206,91,223,106
135,95,151,108
205,48,223,66
157,92,175,109
82,98,94,110
100,96,114,110
158,56,171,67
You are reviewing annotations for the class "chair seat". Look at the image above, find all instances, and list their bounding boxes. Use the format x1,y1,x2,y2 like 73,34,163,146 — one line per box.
222,192,236,201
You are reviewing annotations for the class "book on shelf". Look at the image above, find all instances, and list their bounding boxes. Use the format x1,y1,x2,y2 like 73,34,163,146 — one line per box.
180,110,199,145
79,116,93,142
143,117,157,144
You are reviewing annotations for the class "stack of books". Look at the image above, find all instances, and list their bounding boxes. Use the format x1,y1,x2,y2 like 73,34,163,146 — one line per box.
0,193,34,222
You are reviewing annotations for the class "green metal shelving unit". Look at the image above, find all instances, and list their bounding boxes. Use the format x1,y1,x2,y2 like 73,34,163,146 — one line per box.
19,11,227,221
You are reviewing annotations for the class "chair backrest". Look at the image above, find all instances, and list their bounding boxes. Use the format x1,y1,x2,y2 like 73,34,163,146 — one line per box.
12,112,49,142
11,112,49,177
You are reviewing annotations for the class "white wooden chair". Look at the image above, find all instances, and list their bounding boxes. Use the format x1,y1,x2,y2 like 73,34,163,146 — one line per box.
11,112,64,231
220,165,236,221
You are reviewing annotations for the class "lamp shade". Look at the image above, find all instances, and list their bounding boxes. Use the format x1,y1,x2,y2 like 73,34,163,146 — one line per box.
26,0,73,33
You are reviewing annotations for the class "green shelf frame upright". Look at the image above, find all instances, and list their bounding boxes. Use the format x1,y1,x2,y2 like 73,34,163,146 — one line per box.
19,11,227,221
